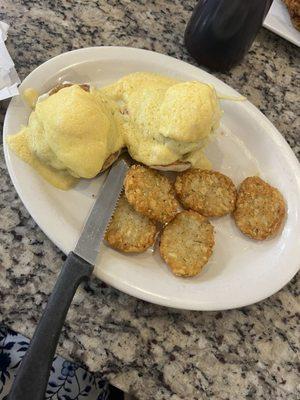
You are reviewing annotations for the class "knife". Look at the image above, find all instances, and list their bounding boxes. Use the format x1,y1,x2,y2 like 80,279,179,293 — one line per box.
8,158,129,400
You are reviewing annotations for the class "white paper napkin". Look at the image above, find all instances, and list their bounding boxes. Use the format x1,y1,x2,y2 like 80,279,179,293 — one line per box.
0,21,20,101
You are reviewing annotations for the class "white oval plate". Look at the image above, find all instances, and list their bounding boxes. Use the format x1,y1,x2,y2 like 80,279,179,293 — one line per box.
3,47,300,310
264,0,300,47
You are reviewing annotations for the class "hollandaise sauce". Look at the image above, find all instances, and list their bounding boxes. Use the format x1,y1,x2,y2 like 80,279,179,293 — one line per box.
7,73,222,190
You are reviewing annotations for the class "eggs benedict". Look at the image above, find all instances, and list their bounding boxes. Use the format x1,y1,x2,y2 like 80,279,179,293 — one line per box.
7,72,222,189
7,84,124,189
100,72,222,170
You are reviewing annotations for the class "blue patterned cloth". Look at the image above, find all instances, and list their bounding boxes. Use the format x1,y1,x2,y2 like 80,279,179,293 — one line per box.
0,325,110,400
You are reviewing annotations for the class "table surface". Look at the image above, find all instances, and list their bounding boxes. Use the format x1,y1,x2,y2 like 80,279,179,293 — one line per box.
0,1,299,399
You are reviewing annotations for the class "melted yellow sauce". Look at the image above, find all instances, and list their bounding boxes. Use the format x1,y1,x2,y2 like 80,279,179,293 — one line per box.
23,88,39,109
7,73,222,190
100,72,221,167
7,129,78,190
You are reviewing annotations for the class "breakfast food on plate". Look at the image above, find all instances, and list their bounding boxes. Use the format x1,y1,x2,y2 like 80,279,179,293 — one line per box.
234,177,286,240
7,68,288,279
7,84,124,189
107,169,286,276
160,210,215,277
99,72,222,171
105,195,158,253
175,169,237,217
124,165,180,224
283,0,300,30
7,72,222,189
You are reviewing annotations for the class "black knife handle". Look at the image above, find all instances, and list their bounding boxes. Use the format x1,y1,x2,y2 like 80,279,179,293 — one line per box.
7,251,93,400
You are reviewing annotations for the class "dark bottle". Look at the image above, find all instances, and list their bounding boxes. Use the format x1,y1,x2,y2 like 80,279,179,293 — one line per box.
185,0,273,72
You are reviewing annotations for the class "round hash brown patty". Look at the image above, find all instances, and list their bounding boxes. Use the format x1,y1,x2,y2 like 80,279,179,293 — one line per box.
175,169,237,217
233,176,286,240
124,165,180,224
160,210,215,277
105,195,158,252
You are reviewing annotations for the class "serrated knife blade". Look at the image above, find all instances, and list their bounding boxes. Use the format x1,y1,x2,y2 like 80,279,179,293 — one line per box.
74,158,129,265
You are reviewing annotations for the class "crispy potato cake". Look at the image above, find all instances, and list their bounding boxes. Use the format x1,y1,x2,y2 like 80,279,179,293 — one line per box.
284,0,300,30
234,177,286,240
105,195,158,253
160,210,215,277
175,169,237,217
124,165,180,224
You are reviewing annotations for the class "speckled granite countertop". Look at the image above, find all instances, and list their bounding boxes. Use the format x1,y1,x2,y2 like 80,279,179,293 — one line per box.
0,1,299,399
